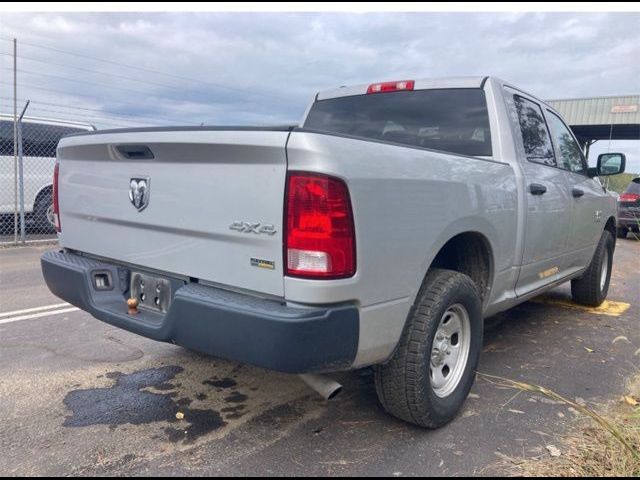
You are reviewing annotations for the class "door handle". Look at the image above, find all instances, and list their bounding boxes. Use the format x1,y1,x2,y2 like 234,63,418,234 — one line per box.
572,188,584,198
529,183,547,195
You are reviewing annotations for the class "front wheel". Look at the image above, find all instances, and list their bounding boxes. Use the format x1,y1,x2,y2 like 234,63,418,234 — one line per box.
571,230,614,307
374,269,483,428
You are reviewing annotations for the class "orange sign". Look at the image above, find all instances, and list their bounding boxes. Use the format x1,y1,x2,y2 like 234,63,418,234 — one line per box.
611,104,638,113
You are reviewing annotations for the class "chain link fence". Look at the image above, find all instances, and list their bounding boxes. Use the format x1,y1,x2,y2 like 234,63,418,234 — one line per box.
1,106,92,245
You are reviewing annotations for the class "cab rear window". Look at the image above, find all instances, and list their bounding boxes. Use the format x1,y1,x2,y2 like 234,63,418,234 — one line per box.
303,88,492,157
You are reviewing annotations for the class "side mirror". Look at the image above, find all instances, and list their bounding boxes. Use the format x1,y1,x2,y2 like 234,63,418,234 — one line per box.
588,153,626,177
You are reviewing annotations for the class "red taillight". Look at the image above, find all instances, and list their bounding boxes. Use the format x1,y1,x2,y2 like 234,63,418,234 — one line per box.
619,193,640,203
367,80,415,94
52,162,61,232
285,173,356,279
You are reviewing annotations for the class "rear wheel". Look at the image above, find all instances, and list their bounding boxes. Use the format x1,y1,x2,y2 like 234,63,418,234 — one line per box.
33,189,56,233
571,230,614,307
617,227,628,239
374,269,483,428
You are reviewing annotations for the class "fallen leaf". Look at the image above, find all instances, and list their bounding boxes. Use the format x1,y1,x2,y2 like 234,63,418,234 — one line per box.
175,412,185,420
508,409,525,415
584,347,594,353
635,348,640,357
546,445,561,457
623,395,639,407
612,336,630,344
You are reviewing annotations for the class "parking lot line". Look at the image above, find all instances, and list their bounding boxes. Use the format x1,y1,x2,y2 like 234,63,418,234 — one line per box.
531,296,631,317
0,302,73,319
0,307,79,325
0,302,71,319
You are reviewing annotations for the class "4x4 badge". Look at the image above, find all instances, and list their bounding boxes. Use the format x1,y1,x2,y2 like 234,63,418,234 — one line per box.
230,221,277,235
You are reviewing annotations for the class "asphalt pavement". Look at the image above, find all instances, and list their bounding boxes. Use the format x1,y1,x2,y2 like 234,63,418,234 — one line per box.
0,240,638,476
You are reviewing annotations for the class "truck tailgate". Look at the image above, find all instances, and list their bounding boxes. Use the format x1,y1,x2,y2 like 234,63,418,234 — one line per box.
56,128,290,297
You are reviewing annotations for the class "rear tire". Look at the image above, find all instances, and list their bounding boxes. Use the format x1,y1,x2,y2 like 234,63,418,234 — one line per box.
616,227,628,239
571,230,614,307
374,269,483,428
33,189,55,233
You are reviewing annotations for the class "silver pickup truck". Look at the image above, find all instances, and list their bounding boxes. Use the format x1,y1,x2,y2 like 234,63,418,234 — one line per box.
41,76,626,428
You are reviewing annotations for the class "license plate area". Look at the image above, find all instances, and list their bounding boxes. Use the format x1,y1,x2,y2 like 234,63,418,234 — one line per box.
130,272,172,313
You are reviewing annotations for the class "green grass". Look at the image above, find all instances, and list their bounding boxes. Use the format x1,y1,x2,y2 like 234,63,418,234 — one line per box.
484,373,640,477
601,172,639,194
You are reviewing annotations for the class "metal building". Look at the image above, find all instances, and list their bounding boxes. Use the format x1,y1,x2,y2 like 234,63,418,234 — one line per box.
547,95,640,156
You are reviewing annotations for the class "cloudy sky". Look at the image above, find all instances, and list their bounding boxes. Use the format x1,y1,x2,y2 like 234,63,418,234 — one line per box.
1,11,639,170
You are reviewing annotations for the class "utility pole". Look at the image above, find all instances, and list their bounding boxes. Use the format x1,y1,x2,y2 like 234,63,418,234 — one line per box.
13,38,18,244
17,100,30,243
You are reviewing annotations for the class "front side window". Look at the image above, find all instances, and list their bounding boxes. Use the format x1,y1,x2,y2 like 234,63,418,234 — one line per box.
545,111,586,174
513,95,555,166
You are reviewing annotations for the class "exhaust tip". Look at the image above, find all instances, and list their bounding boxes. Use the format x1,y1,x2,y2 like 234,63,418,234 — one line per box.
326,384,343,400
299,374,343,401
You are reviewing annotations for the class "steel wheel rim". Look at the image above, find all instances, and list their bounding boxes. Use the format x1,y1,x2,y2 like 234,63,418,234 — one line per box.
46,204,55,227
600,249,609,292
430,303,471,398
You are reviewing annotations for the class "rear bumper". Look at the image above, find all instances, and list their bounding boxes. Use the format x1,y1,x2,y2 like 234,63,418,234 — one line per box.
41,250,359,373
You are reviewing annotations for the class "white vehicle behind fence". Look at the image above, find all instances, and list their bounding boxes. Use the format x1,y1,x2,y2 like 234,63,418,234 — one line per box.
0,114,93,232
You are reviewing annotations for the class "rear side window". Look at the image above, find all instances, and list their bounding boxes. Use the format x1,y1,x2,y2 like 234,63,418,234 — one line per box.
303,88,492,157
0,120,85,157
512,95,555,166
